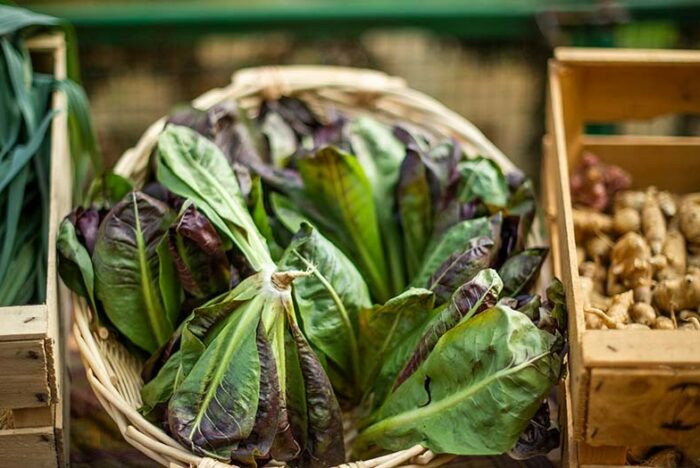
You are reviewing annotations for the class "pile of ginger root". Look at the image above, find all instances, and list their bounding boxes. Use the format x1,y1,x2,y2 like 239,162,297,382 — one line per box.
571,153,700,330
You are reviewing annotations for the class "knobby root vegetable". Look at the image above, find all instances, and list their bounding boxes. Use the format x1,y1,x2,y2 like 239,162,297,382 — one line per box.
652,315,675,330
613,207,641,235
653,270,700,313
608,232,652,294
629,302,656,326
585,234,612,261
633,285,652,304
614,190,645,212
679,310,700,330
579,261,606,294
584,307,607,329
656,190,677,218
642,188,666,255
607,290,634,325
572,209,612,240
658,229,686,280
680,194,700,244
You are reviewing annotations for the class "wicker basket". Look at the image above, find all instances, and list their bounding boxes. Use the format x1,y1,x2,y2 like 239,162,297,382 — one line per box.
74,66,523,468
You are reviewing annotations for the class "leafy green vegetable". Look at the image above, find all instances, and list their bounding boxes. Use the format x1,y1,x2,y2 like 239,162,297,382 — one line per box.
349,116,406,295
167,203,231,298
373,269,502,405
457,157,510,208
359,288,435,392
397,149,435,279
93,191,176,353
56,217,96,311
498,247,549,297
413,215,501,288
279,223,371,401
156,124,273,271
297,146,390,301
357,305,562,455
428,236,495,304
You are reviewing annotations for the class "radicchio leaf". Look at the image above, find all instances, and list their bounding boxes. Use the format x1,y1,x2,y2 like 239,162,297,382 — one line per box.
427,236,495,304
393,269,503,390
168,204,231,298
288,319,345,467
498,247,549,297
93,191,176,353
509,400,560,460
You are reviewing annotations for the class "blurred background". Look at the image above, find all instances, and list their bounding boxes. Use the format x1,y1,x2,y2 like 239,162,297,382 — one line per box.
16,0,700,180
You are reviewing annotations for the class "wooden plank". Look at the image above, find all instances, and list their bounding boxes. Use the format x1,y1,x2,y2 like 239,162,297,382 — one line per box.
0,305,48,341
548,60,589,439
0,341,51,408
12,407,52,428
578,442,627,466
582,331,700,367
587,368,700,447
579,64,700,122
555,47,700,65
0,426,57,467
581,135,700,193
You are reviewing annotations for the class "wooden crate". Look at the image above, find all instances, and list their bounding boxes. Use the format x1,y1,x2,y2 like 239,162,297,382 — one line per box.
0,33,72,467
545,47,700,463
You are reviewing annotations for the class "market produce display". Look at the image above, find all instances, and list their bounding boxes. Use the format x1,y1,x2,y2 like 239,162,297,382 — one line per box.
571,153,700,330
58,97,566,466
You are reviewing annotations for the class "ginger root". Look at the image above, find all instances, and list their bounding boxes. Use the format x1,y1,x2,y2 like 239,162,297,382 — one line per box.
658,229,686,280
573,209,612,240
642,188,666,255
608,232,652,294
614,190,645,212
629,302,656,326
652,316,675,330
585,234,612,261
613,207,641,235
653,270,700,313
680,193,700,244
656,190,677,218
607,290,634,324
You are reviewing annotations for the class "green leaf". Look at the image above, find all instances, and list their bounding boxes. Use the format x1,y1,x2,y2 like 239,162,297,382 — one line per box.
457,157,509,208
498,247,549,297
0,5,61,35
168,294,263,459
93,191,175,353
359,288,435,391
297,146,390,301
156,124,273,271
157,234,183,324
270,192,311,234
413,215,501,288
140,349,182,421
249,176,283,260
167,203,231,299
428,236,495,304
57,217,96,311
86,172,133,208
397,150,434,279
349,116,406,295
287,318,345,466
370,269,502,408
279,223,371,400
357,305,562,455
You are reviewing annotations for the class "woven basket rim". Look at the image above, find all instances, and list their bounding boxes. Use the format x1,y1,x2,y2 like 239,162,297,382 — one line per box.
76,65,524,468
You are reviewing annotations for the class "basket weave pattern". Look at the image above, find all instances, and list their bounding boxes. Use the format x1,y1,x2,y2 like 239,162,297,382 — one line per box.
74,66,519,467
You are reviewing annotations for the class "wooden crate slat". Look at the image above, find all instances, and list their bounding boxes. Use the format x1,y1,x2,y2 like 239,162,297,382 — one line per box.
0,426,57,467
0,305,48,342
583,331,700,367
587,368,700,447
0,340,51,408
555,47,700,65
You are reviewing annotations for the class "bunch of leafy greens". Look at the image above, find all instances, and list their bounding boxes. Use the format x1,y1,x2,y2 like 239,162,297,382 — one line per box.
1,5,101,306
58,96,566,465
